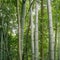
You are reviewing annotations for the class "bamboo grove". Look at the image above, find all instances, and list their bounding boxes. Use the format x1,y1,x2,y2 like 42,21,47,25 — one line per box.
0,0,60,60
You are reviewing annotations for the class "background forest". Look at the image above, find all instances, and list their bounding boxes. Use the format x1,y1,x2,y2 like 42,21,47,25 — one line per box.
0,0,60,60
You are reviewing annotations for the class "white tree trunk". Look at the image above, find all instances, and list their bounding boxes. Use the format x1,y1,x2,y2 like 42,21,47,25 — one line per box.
35,1,39,60
47,0,54,60
30,0,35,60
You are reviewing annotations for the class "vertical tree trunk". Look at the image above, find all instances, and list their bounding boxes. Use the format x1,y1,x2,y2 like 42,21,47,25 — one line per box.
30,0,35,60
35,1,39,60
21,0,26,55
16,0,22,60
47,0,54,60
40,0,44,60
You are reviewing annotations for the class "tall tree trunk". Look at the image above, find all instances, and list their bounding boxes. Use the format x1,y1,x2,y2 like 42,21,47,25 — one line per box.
35,1,39,60
40,0,44,60
47,0,54,60
21,0,26,55
17,0,22,60
29,0,35,60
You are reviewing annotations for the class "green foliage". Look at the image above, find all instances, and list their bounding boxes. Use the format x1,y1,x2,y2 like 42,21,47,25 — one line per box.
0,0,60,60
